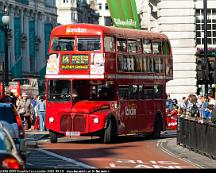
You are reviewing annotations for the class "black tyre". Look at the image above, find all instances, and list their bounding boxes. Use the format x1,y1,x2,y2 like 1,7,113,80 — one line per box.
152,115,162,139
146,114,162,139
49,130,57,143
104,117,117,144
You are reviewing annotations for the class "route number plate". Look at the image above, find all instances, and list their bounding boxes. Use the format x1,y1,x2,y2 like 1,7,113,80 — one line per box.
66,131,80,136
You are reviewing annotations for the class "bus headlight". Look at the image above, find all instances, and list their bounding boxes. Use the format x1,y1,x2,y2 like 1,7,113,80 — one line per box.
49,117,54,123
93,117,99,124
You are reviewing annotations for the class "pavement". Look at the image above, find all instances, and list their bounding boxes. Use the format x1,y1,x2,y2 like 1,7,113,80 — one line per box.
25,130,216,169
159,132,216,169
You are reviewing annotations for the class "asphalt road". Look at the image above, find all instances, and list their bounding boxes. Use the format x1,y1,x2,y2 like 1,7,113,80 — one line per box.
26,131,195,169
26,130,216,169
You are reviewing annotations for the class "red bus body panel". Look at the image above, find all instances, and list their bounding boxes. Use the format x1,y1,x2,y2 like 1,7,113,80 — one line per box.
45,23,173,137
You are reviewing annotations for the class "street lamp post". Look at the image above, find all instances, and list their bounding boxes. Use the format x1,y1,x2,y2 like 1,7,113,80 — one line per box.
203,0,208,95
2,6,10,86
1,6,10,101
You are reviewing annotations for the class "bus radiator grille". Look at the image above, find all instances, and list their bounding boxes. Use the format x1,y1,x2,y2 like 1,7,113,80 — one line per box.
73,114,86,132
60,114,72,132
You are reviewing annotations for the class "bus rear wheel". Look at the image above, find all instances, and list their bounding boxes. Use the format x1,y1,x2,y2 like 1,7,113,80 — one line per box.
146,114,162,139
49,130,57,143
104,117,117,144
152,115,162,139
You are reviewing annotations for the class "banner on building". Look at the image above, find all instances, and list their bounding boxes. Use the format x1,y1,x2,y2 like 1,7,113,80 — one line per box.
44,23,52,59
11,57,22,78
0,12,5,55
107,0,141,29
14,17,21,61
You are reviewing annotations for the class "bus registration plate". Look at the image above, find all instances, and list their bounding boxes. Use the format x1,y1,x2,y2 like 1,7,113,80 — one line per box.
66,131,80,136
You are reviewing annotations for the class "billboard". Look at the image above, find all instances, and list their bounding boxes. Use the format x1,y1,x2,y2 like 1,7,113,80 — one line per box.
107,0,141,29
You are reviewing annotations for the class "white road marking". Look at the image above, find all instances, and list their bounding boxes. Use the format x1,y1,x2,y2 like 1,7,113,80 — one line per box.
109,159,190,169
31,148,96,169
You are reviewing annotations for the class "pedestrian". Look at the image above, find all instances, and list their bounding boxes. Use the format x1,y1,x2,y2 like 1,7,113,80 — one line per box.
182,94,199,118
198,95,208,119
208,94,216,107
166,94,173,112
17,93,32,130
210,106,216,124
31,95,38,126
22,93,32,130
36,96,46,131
203,104,213,121
16,95,22,108
9,92,17,106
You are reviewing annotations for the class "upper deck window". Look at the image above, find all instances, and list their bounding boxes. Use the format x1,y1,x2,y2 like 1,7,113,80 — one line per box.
152,41,161,54
117,38,127,53
128,39,142,53
52,37,75,51
162,41,170,55
143,40,152,54
77,37,101,51
104,36,115,52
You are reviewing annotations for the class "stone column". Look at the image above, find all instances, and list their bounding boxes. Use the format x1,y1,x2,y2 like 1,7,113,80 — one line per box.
158,0,196,100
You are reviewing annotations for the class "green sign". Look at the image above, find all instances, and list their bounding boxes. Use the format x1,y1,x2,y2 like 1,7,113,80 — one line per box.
72,55,88,65
61,55,89,70
62,64,88,70
107,0,141,29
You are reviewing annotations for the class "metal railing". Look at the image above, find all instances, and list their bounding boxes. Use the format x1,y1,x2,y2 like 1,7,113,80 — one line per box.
177,116,216,159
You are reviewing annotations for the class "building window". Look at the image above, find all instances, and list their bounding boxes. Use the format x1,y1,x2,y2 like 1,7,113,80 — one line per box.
104,16,112,26
63,0,69,3
98,3,102,10
196,9,216,45
105,3,109,10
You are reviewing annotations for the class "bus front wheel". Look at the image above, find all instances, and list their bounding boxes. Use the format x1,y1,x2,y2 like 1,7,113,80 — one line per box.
104,117,117,144
49,130,57,143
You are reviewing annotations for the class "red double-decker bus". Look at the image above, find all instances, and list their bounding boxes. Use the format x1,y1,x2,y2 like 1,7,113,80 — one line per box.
45,24,173,143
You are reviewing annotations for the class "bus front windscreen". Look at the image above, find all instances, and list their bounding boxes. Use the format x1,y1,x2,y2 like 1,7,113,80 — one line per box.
77,37,101,51
48,80,71,102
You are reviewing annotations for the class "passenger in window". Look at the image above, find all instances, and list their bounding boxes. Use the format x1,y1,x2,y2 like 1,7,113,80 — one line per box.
99,87,108,100
78,44,83,51
66,44,73,51
56,45,61,51
72,89,78,98
99,86,115,100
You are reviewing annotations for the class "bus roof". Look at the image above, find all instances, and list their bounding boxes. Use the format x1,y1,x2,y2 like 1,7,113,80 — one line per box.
51,23,168,41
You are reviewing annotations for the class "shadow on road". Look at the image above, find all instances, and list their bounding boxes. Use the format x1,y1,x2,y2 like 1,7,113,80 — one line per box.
55,130,177,144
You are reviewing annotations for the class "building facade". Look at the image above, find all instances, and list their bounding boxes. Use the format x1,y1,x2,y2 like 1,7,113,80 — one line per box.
96,0,216,100
56,0,98,25
56,0,78,24
0,0,57,80
96,0,112,26
156,0,216,100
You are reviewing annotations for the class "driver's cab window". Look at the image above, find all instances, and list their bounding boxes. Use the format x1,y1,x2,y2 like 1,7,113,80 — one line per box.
48,80,71,101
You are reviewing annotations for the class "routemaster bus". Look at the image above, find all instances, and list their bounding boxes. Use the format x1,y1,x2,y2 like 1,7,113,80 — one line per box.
45,23,173,143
